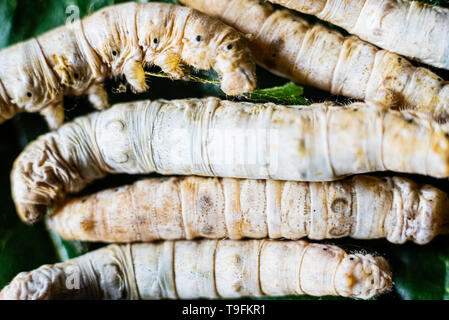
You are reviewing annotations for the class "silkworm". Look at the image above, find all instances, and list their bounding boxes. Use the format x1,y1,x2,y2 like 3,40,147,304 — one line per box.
0,240,392,300
12,97,449,224
47,175,449,245
181,0,449,121
0,2,256,129
268,0,449,70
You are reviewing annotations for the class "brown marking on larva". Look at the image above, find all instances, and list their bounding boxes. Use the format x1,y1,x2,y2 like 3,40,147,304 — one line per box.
271,38,284,54
233,254,242,265
233,283,242,293
263,57,276,70
381,83,406,110
392,92,406,109
181,179,196,194
247,105,265,115
101,11,110,19
330,198,348,214
344,43,355,59
198,194,213,212
381,1,397,19
345,274,355,288
135,215,144,226
328,227,346,237
80,218,96,231
201,224,214,236
297,139,307,157
413,0,427,8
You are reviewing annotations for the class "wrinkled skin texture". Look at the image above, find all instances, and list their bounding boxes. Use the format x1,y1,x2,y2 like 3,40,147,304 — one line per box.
11,97,449,224
48,175,449,245
181,0,449,121
0,2,256,129
269,0,449,70
0,240,392,300
0,245,135,300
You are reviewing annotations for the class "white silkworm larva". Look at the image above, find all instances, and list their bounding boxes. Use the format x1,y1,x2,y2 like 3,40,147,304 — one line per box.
268,0,449,70
0,2,256,129
0,240,392,300
12,97,449,224
47,175,449,245
181,0,449,121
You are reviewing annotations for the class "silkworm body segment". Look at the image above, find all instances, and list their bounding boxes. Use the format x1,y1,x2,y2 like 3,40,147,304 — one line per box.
0,240,392,300
182,0,449,120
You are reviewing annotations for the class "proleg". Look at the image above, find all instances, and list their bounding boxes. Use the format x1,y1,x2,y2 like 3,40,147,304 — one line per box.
0,240,392,300
0,2,256,129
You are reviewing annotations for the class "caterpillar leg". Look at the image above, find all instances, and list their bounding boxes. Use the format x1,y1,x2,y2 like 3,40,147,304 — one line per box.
153,51,186,80
39,102,65,130
123,60,148,93
87,84,109,110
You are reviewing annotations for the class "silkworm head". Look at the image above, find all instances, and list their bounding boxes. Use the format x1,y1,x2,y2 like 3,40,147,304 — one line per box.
82,4,138,77
334,254,392,299
11,161,51,224
98,44,133,76
10,133,71,224
16,203,48,225
214,37,257,96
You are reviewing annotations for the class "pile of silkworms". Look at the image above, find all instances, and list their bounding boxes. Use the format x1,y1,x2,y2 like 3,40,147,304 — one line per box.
1,0,449,300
